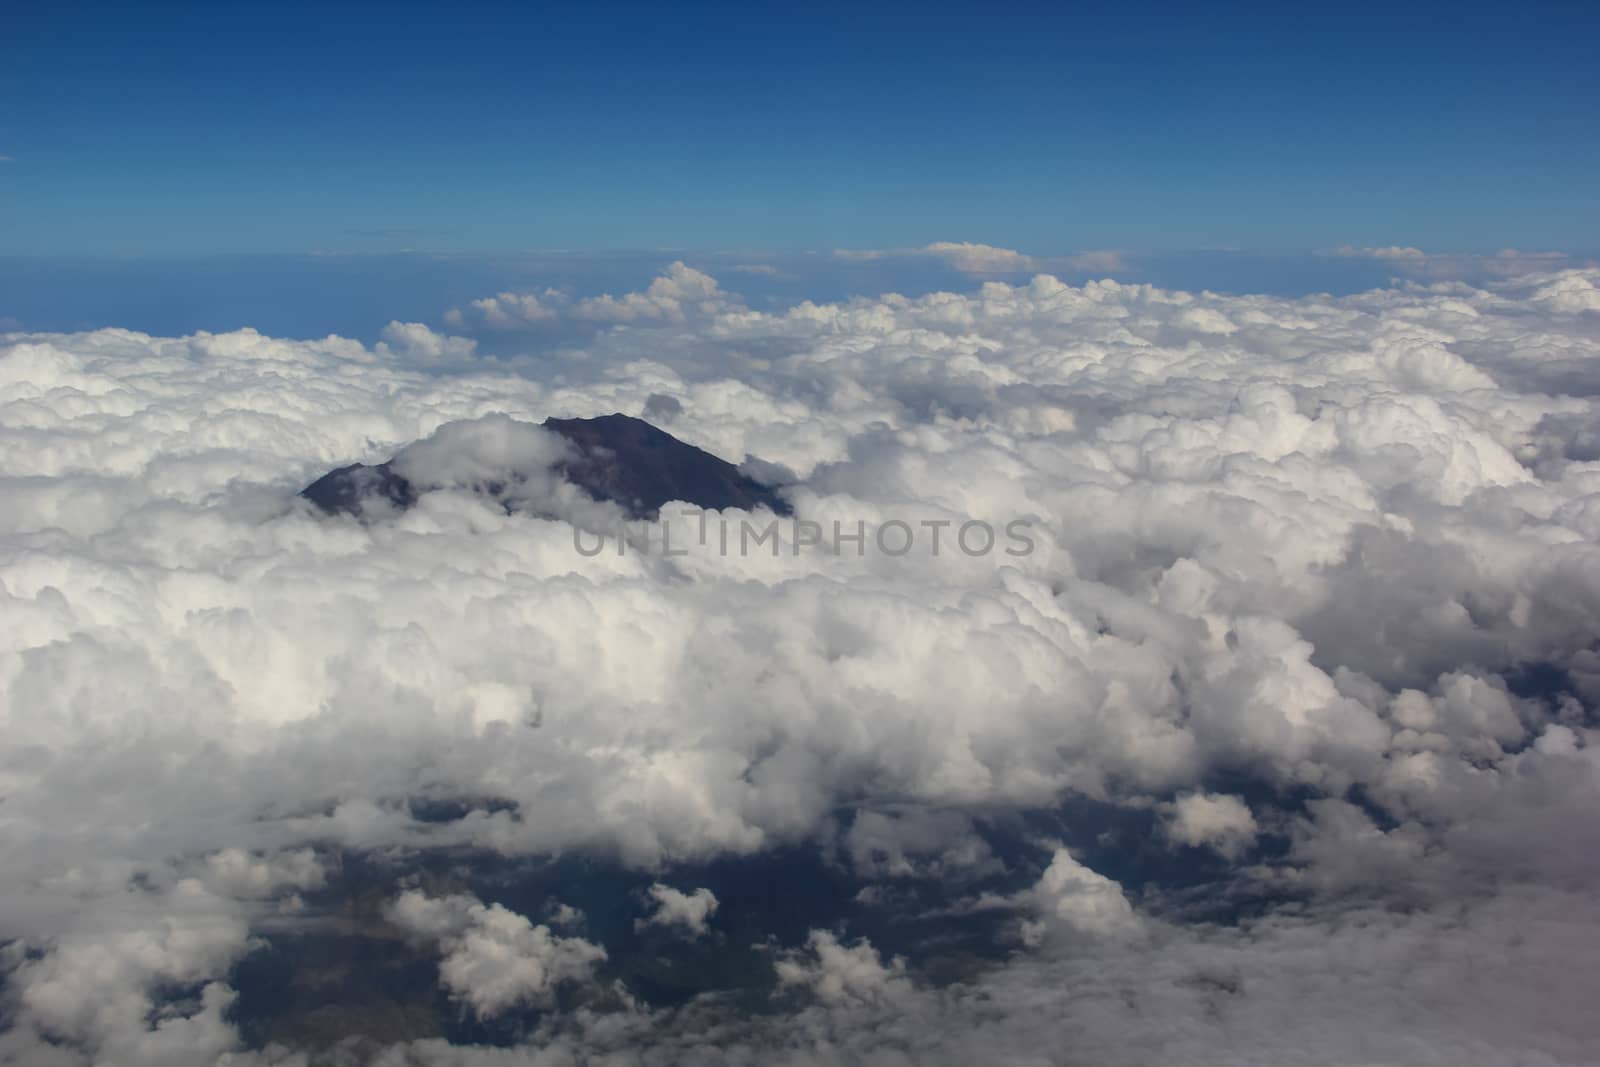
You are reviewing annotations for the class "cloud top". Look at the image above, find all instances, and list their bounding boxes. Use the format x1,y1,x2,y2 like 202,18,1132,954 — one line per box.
2,263,1600,1063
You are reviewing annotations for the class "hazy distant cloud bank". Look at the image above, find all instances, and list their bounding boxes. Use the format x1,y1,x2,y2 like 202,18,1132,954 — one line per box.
2,261,1600,1064
1329,244,1595,282
832,240,1126,276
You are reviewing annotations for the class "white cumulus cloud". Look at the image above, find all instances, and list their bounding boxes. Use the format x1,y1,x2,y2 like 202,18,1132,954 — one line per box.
388,891,607,1018
1163,792,1259,859
635,884,719,938
3,264,1600,1063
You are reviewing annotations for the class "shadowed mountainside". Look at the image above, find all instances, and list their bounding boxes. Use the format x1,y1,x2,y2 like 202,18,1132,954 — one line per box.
302,413,791,520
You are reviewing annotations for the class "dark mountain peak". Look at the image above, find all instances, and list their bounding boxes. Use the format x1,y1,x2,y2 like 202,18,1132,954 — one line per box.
543,412,678,455
549,411,655,433
302,413,792,521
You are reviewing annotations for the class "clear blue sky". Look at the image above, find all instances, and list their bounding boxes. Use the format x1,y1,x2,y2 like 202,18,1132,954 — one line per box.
2,0,1595,256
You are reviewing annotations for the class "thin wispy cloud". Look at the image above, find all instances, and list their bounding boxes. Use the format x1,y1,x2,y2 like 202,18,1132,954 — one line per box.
833,241,1039,273
833,242,1129,276
1325,245,1589,280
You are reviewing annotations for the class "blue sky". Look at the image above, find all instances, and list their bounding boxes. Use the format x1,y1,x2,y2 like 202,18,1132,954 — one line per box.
3,0,1596,258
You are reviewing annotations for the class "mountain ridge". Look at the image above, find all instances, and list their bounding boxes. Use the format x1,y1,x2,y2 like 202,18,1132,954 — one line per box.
301,412,792,520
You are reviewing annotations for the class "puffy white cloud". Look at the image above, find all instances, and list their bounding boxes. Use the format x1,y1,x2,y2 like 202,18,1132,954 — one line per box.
1531,271,1600,313
774,930,912,1005
388,891,607,1018
392,414,569,483
635,884,719,938
458,886,1598,1067
376,321,479,363
455,288,568,329
572,261,731,323
1020,847,1144,943
447,262,738,331
0,849,327,1066
1163,792,1258,859
10,897,250,1065
920,241,1038,274
3,264,1600,1062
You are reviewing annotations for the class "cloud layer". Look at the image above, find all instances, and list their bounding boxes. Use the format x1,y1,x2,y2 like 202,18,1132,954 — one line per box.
2,262,1600,1063
832,241,1125,276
